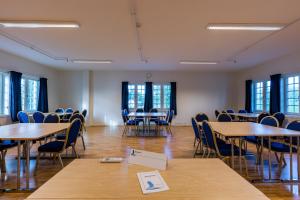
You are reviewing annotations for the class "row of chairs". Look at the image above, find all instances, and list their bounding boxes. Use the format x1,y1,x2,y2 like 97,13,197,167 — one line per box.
121,108,174,135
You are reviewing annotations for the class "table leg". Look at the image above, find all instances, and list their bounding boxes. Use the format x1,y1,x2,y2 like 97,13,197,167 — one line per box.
17,141,21,189
25,141,30,189
297,137,299,180
231,138,234,169
239,138,242,173
261,136,264,179
268,136,271,180
290,136,293,181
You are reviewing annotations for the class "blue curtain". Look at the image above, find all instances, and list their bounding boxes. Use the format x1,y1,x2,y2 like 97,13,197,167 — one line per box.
144,82,153,112
170,82,177,115
121,82,129,111
245,80,252,113
38,77,49,113
10,71,22,122
270,74,281,114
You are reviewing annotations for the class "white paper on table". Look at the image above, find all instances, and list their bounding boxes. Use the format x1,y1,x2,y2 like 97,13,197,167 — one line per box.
137,170,169,194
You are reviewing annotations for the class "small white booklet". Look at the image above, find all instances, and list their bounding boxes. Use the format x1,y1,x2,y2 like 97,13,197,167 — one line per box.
137,171,169,194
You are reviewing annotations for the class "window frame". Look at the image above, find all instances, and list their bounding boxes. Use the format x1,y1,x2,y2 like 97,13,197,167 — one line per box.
284,74,300,115
0,72,10,115
253,80,270,113
21,75,40,112
152,83,171,111
128,83,145,111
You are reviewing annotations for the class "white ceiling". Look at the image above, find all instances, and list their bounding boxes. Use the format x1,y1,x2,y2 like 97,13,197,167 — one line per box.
0,0,300,71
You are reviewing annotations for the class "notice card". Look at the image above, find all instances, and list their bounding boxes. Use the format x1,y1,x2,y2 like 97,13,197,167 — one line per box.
137,171,169,194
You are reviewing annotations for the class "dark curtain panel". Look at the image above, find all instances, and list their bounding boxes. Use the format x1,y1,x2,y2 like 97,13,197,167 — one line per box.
38,77,49,113
170,82,177,115
270,74,281,114
144,82,153,112
245,80,252,113
121,81,129,111
10,71,22,122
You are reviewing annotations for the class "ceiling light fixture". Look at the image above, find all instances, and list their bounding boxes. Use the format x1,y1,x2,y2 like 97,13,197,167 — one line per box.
0,21,80,28
207,23,284,31
180,61,218,65
72,59,112,64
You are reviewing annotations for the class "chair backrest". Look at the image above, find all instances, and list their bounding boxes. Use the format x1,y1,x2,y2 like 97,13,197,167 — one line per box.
32,111,45,123
217,113,232,122
286,120,300,131
191,118,200,140
168,110,174,123
136,108,144,113
202,121,218,152
73,110,80,114
65,119,82,147
257,112,270,123
69,113,85,124
238,109,247,113
214,110,220,118
55,108,64,113
17,111,30,123
273,112,285,127
195,113,209,122
150,108,158,113
226,109,234,113
82,109,87,117
122,110,128,123
260,116,279,127
43,113,60,123
65,108,74,113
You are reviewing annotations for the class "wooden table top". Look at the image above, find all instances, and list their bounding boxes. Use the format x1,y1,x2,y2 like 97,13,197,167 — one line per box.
27,159,269,200
28,112,65,117
230,113,259,118
208,122,300,137
0,123,70,140
128,112,166,117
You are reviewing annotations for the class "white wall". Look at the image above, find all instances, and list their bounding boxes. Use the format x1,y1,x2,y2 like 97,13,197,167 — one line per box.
92,71,235,126
0,50,61,125
234,50,300,110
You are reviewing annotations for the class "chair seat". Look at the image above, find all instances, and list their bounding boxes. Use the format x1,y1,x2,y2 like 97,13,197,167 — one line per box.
266,142,297,153
126,120,138,125
218,143,246,156
0,140,18,151
56,133,66,140
155,120,168,126
38,141,65,153
244,136,259,144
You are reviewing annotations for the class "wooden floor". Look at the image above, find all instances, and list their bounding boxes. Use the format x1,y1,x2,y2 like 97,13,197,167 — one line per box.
1,126,300,200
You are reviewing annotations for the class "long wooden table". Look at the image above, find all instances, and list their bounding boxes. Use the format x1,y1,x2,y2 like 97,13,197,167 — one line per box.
230,113,259,121
0,123,70,191
27,159,269,200
205,122,300,181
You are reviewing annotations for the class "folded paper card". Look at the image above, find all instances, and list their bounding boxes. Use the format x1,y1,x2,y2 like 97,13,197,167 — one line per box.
137,171,169,194
128,149,168,170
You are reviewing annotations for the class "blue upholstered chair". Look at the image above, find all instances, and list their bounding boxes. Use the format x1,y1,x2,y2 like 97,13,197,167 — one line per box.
226,109,234,113
17,111,30,123
36,119,82,168
238,109,247,113
73,110,80,114
55,108,64,113
214,110,220,119
261,116,279,127
44,113,60,123
191,118,207,157
194,113,209,146
135,108,145,126
149,108,158,124
156,110,174,135
65,108,74,113
122,109,138,136
0,140,18,172
257,112,270,123
33,111,45,123
82,109,87,118
285,121,300,145
273,112,285,127
217,113,232,122
202,121,248,175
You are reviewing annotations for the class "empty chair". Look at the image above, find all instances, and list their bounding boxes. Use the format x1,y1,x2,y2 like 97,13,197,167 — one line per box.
82,109,87,118
156,110,174,135
260,116,279,127
65,108,74,113
33,111,45,123
36,119,82,168
217,113,232,122
214,110,220,118
285,121,300,145
55,108,64,113
44,113,60,123
257,112,270,123
226,109,235,113
195,113,209,123
17,111,30,123
149,108,158,123
122,109,138,136
73,110,80,114
191,118,204,157
0,140,18,173
135,108,145,125
273,112,285,127
238,109,247,113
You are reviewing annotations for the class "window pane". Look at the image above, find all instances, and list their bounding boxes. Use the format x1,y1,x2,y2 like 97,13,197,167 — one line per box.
128,84,135,109
21,77,39,111
137,84,145,108
152,85,161,109
286,76,300,113
163,85,171,109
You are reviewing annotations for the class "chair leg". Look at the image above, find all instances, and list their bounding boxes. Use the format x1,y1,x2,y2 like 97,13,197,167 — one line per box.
194,141,200,158
81,135,86,150
0,150,7,173
168,126,173,136
72,144,79,158
278,152,284,178
193,137,196,147
58,154,64,168
275,152,280,163
242,157,249,178
35,152,40,175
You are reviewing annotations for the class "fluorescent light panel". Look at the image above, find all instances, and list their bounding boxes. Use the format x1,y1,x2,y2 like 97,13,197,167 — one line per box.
0,21,79,28
72,60,112,64
207,23,284,31
180,61,218,65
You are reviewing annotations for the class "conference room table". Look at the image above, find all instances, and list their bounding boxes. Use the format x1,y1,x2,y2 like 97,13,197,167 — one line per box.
27,159,269,200
203,122,300,181
127,112,167,135
230,113,259,121
0,123,70,191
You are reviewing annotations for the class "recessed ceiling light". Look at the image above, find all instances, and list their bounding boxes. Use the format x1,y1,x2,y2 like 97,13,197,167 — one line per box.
207,23,284,31
72,59,112,64
0,21,79,28
180,61,218,65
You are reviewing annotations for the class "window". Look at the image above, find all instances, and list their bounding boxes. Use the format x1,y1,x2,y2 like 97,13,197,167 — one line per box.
253,81,270,112
285,75,299,114
0,72,10,115
21,76,39,112
152,83,171,110
127,84,145,110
